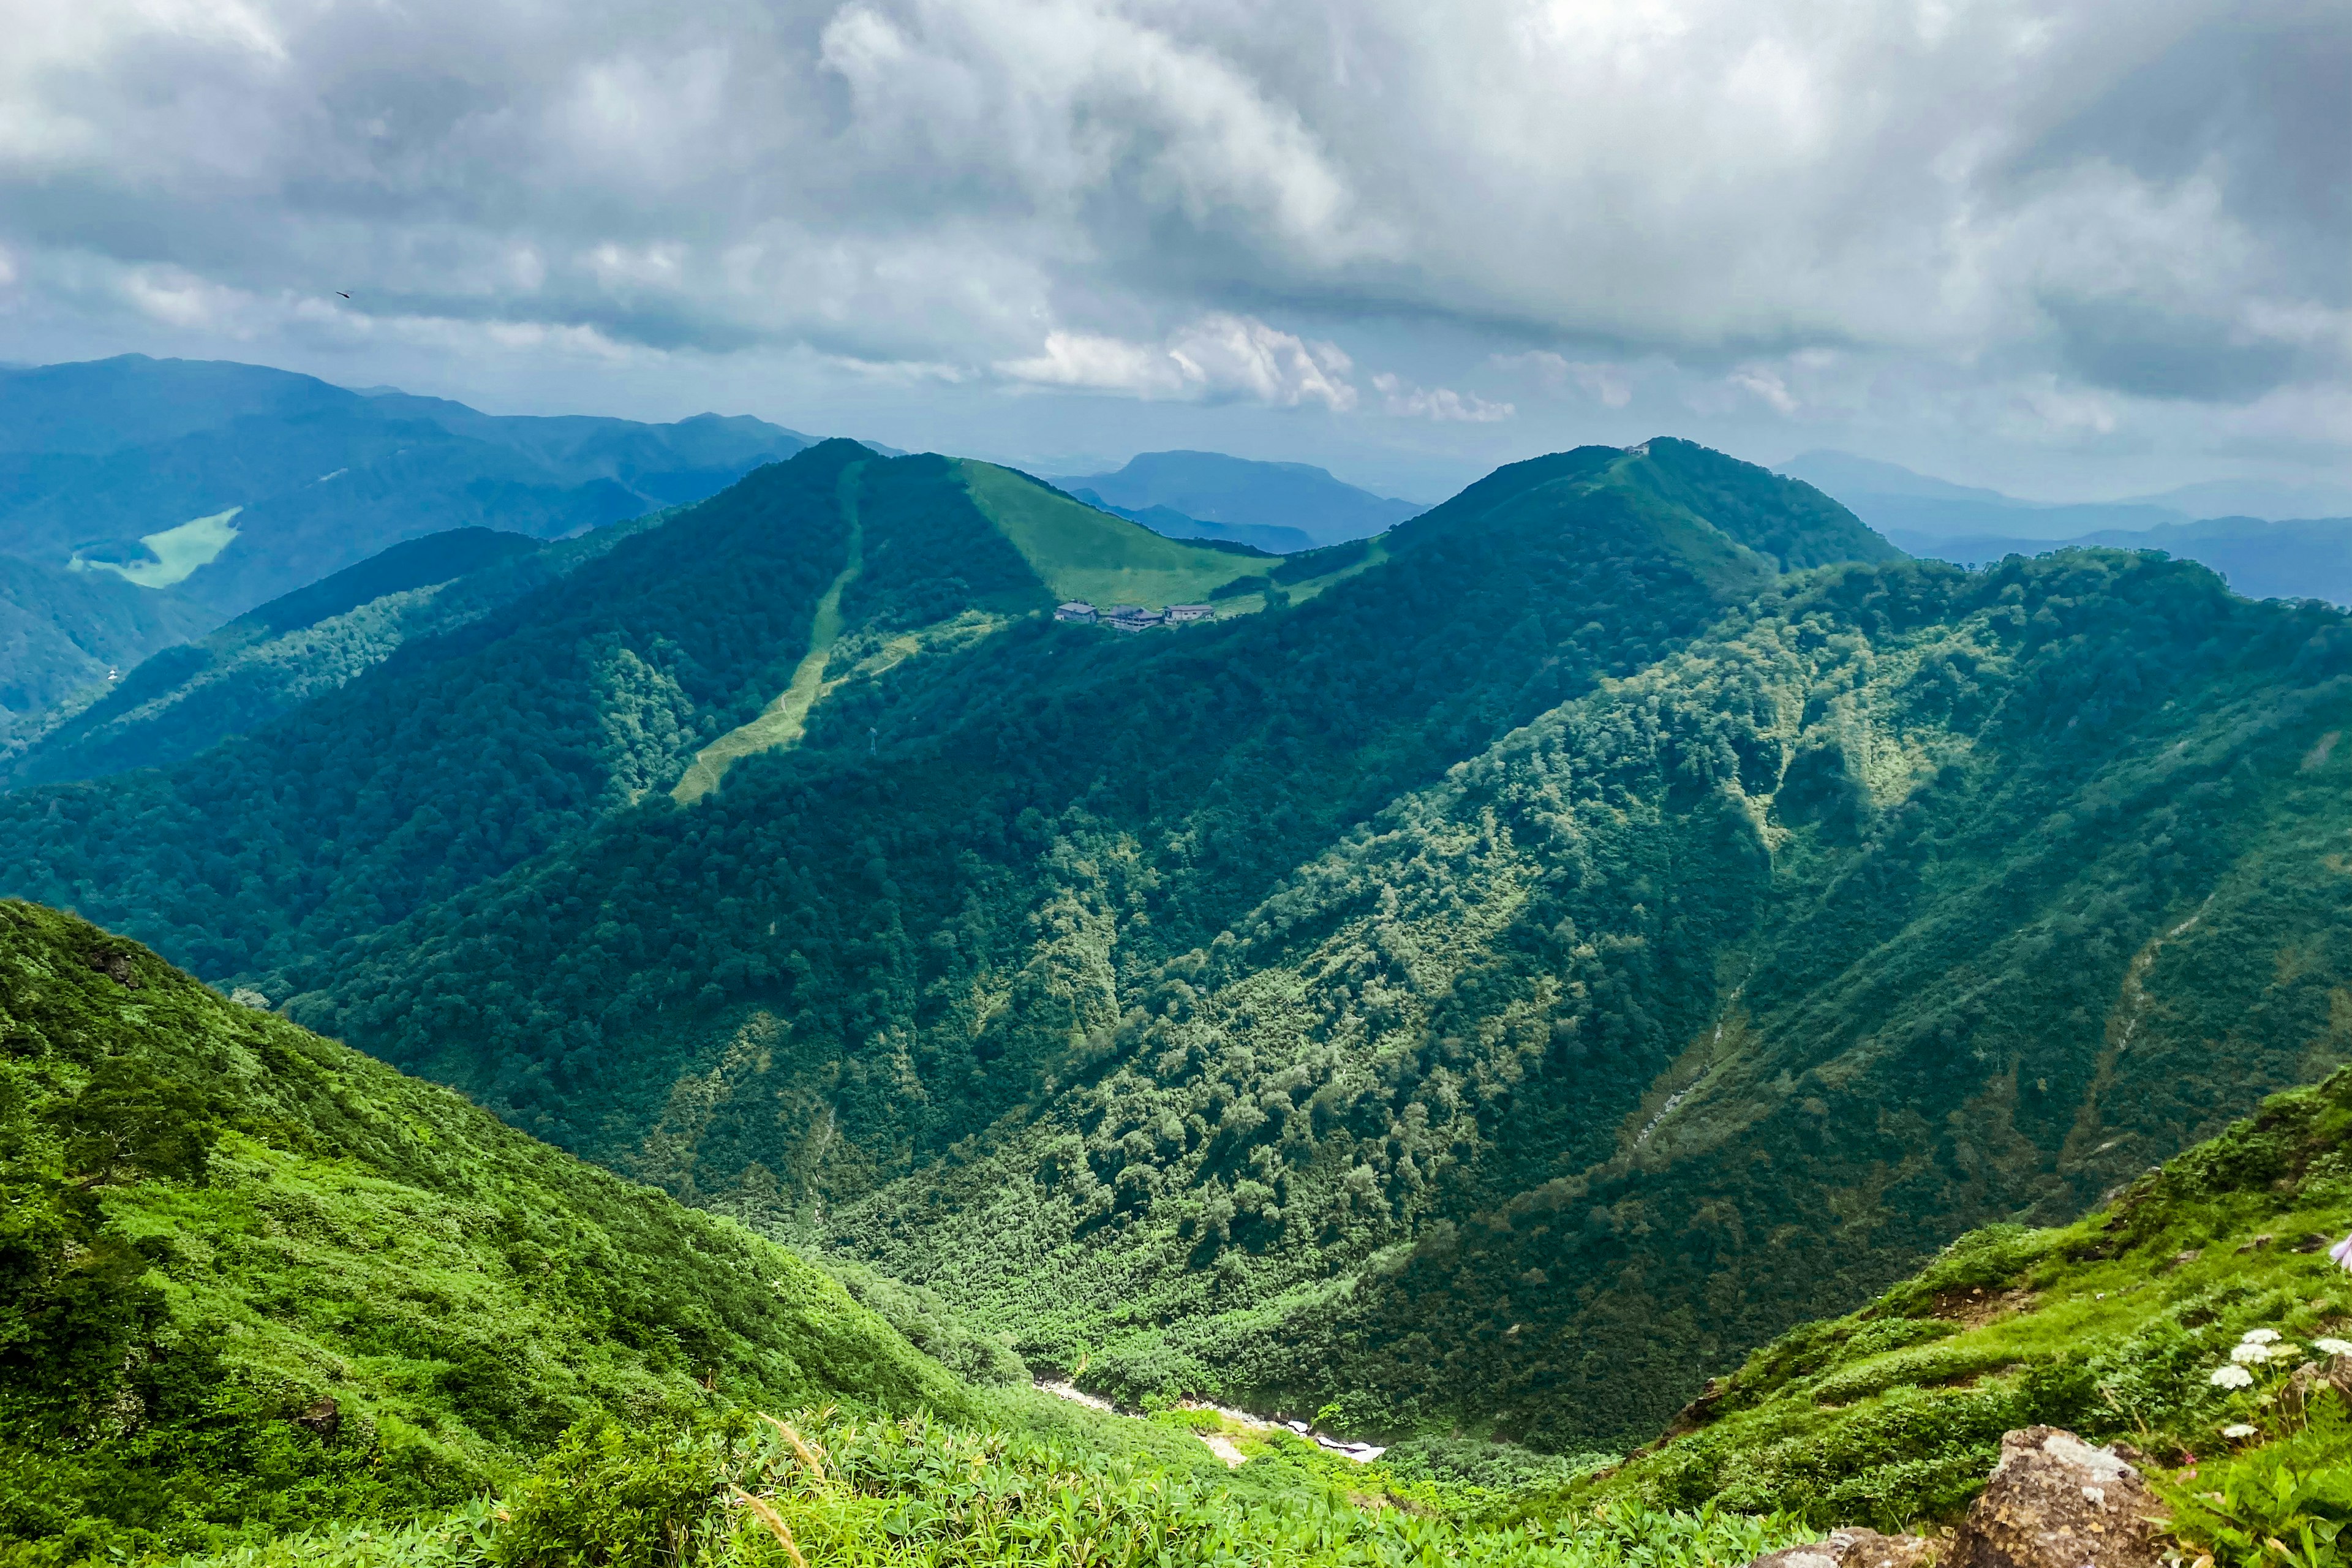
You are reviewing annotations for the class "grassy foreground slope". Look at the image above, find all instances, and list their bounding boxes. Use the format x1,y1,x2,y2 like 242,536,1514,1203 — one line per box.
1574,1065,2352,1530
0,900,962,1560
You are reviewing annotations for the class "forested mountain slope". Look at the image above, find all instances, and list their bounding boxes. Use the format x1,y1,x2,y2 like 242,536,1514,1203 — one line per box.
0,556,217,733
0,443,1285,974
766,544,2352,1449
0,900,962,1558
287,437,1836,1152
0,436,1921,1447
0,519,668,791
275,475,2352,1452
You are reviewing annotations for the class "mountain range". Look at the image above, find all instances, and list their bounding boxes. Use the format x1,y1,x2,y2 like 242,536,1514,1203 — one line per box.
7,405,2352,1564
0,356,814,617
0,356,815,747
1052,449,1425,552
20,425,2352,1453
1785,448,2352,607
1779,450,2352,541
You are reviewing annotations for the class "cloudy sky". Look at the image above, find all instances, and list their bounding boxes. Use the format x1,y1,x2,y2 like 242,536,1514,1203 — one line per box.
4,0,2348,501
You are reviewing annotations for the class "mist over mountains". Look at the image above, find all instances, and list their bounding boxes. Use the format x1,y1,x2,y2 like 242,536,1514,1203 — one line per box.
1783,448,2352,606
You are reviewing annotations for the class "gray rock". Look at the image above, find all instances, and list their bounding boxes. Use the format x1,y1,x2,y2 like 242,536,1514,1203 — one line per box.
1747,1529,1937,1568
1948,1426,2166,1568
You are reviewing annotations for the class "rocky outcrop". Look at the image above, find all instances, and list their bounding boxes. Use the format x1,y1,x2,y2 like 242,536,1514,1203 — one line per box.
1950,1427,2168,1568
1745,1427,2168,1568
1747,1528,1937,1568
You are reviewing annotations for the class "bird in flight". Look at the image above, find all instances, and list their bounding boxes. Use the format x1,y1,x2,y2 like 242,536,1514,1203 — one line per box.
337,292,350,299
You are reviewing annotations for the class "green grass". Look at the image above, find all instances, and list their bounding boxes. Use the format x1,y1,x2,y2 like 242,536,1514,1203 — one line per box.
675,471,868,804
1558,1066,2352,1531
960,462,1265,609
155,1400,1807,1568
80,509,244,589
0,901,964,1562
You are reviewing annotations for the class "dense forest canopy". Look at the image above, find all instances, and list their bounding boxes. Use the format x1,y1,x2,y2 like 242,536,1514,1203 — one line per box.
6,433,2346,1452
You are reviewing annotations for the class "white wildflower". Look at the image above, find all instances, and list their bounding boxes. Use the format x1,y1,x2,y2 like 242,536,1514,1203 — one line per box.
2210,1364,2255,1389
2315,1338,2352,1357
2220,1423,2258,1439
2229,1341,2272,1363
2240,1329,2282,1345
2332,1232,2352,1273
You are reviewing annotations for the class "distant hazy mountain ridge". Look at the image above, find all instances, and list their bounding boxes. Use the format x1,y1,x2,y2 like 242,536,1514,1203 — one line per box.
1052,449,1423,549
0,518,678,790
0,556,216,730
1890,513,2352,608
0,355,812,618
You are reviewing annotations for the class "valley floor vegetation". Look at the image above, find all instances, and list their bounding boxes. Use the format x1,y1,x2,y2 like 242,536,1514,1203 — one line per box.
7,900,2351,1568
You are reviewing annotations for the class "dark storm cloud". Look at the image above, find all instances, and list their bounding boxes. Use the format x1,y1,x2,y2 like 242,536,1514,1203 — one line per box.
2042,295,2307,402
2019,3,2352,302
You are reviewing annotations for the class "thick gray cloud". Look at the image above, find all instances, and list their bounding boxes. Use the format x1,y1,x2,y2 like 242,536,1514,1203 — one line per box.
3,0,2349,500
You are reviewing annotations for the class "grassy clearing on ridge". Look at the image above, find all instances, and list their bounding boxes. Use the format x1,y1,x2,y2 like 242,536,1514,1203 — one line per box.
960,462,1264,609
77,509,244,589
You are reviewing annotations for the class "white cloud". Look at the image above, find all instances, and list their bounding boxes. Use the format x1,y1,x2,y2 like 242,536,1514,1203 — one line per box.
1729,366,1799,417
1001,313,1357,410
1496,352,1632,408
0,0,2348,486
1373,373,1512,423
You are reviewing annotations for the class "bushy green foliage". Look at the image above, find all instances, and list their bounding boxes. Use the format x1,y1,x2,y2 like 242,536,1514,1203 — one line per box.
2157,1410,2352,1568
815,1258,1031,1387
0,902,962,1562
1556,1068,2352,1529
163,1403,1805,1568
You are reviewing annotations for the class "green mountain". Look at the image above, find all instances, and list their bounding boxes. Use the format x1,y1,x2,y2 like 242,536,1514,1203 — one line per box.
14,423,2352,1567
0,434,1917,1441
0,518,666,791
0,356,810,620
0,556,216,733
0,899,963,1559
0,443,1289,971
1051,450,1425,548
